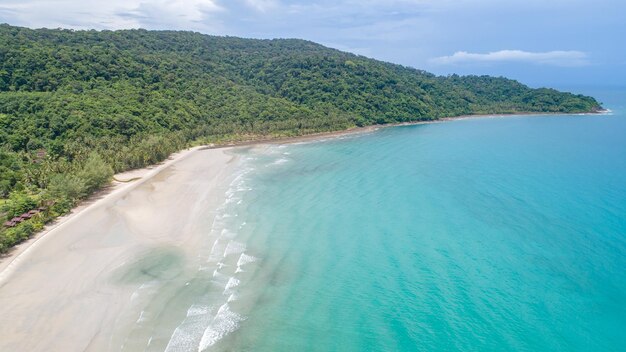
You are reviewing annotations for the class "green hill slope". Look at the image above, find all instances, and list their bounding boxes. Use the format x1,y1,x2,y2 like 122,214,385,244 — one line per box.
0,24,601,252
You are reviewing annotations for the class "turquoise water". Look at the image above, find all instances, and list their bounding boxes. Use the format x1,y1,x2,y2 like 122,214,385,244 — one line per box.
214,90,626,351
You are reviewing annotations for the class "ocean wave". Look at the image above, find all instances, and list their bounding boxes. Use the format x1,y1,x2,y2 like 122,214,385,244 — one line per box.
187,304,212,317
270,158,289,166
212,269,227,279
198,303,245,351
130,280,159,301
223,277,240,294
223,240,246,257
208,239,227,262
234,252,259,279
220,229,236,239
236,253,257,267
168,151,256,351
164,304,216,352
136,310,147,323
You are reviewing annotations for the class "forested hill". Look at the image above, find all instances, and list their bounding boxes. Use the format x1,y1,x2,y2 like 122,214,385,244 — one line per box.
0,24,601,252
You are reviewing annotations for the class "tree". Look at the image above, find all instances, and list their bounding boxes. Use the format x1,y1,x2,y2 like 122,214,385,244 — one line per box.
47,173,85,201
78,153,113,194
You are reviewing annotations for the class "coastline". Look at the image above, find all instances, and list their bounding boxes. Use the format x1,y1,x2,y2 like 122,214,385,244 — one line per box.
0,146,241,350
206,110,609,148
0,146,204,280
0,110,610,350
0,109,609,273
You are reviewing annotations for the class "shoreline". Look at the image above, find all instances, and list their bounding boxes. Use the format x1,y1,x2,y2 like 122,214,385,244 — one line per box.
0,146,204,283
0,110,609,274
204,110,609,148
0,146,241,351
0,109,612,350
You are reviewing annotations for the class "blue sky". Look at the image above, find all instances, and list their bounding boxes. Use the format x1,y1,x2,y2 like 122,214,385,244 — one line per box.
1,0,624,88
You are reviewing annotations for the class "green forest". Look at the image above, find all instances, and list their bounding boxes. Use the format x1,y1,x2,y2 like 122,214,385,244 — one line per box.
0,24,601,252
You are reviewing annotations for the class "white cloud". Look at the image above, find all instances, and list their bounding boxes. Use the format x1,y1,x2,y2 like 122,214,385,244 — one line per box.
244,0,279,12
431,50,589,67
0,0,223,31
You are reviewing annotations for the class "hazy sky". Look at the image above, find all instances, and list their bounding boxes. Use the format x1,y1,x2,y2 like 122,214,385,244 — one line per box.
1,0,624,88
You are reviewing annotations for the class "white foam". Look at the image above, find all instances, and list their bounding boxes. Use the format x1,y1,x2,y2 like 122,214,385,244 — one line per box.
136,310,147,323
165,305,215,352
270,158,289,166
187,304,211,317
230,173,246,184
208,239,223,258
166,156,255,351
130,291,140,301
208,239,227,262
130,281,158,301
236,253,257,267
224,196,240,204
220,229,236,238
198,265,213,272
223,240,246,257
223,277,240,293
198,304,245,351
235,253,257,273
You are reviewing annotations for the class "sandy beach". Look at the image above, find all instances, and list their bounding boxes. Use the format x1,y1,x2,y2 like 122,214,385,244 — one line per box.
0,124,380,351
0,146,240,351
0,111,609,351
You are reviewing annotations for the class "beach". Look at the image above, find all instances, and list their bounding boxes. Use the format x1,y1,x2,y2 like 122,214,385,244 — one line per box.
0,111,619,352
0,122,384,351
0,146,239,351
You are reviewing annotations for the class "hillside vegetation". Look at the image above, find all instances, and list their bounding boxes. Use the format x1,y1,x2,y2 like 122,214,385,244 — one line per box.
0,24,601,252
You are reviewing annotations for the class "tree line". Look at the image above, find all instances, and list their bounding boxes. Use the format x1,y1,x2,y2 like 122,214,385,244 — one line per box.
0,24,601,252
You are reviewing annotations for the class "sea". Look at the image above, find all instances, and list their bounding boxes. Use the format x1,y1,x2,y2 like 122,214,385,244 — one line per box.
164,87,626,351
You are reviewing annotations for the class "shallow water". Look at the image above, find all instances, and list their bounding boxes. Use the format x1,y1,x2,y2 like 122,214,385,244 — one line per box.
203,89,626,351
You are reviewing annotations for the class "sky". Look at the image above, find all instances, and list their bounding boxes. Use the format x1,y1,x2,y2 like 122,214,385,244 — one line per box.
1,0,625,89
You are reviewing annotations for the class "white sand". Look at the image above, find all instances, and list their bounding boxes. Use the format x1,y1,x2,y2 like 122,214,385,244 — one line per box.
0,146,240,351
